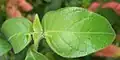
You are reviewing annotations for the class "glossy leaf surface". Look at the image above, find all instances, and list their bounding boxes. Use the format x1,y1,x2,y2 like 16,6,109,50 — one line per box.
42,7,116,58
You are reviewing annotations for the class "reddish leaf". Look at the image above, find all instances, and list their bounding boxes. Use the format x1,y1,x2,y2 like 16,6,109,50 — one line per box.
88,1,120,15
6,2,22,18
17,0,33,11
88,2,100,11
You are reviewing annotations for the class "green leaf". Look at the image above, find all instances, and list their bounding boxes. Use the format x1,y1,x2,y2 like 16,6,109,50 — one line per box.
25,46,48,60
0,37,11,56
42,7,116,58
33,14,43,32
33,14,43,50
1,18,32,53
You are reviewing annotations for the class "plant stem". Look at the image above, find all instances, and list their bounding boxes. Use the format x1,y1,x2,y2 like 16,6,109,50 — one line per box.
9,51,15,60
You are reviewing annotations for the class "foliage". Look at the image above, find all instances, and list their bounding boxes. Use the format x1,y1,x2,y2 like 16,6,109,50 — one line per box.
0,0,120,60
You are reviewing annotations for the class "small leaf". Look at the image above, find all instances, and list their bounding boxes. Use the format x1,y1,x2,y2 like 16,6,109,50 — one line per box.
0,37,11,56
33,14,43,50
42,7,116,58
25,46,48,60
1,18,32,53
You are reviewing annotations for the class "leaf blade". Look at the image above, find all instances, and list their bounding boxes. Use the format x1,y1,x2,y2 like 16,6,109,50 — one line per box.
1,18,32,53
42,7,116,58
33,14,43,50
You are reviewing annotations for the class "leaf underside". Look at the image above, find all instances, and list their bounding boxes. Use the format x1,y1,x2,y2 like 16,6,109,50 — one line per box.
1,18,32,53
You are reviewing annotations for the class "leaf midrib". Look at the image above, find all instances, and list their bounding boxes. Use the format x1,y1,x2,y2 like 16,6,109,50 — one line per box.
45,31,114,35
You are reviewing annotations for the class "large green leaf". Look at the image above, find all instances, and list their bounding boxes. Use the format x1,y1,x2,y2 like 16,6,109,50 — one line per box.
33,14,43,50
0,37,11,56
25,46,48,60
1,18,32,53
42,7,116,58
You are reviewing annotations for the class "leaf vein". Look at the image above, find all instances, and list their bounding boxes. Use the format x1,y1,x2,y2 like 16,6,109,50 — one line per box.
46,31,113,35
30,50,36,60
